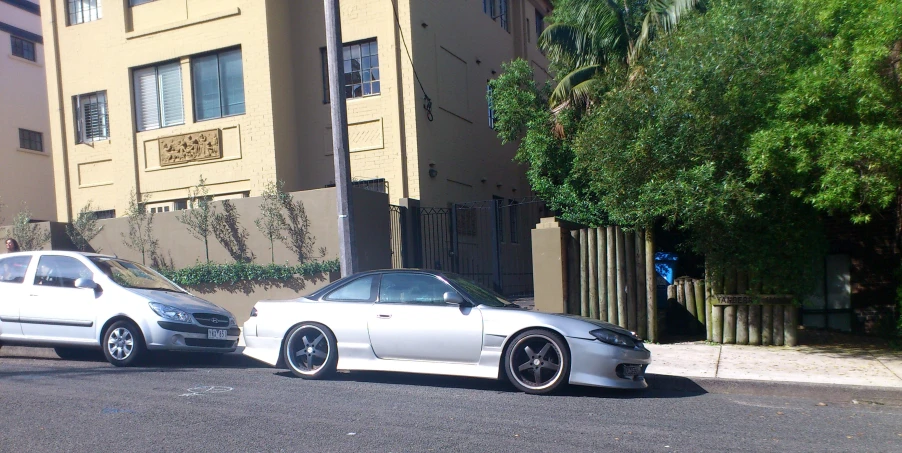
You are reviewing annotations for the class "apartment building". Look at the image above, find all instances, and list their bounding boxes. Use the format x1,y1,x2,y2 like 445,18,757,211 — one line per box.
41,0,552,220
1,0,56,221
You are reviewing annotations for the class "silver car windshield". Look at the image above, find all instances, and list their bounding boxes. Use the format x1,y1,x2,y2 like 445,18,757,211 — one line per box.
89,257,183,292
444,274,515,308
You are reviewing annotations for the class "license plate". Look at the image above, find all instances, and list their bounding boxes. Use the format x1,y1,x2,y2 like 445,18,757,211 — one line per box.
207,329,227,340
623,364,643,378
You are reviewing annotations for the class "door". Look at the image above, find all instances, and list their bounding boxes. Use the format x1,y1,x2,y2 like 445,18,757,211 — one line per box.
0,255,34,338
367,273,483,363
20,255,98,342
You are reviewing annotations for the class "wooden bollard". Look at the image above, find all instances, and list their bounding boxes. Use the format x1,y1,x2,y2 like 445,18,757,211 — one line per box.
694,280,706,329
748,305,761,345
580,229,589,318
712,305,724,343
597,228,608,323
606,227,617,323
761,305,773,346
723,306,737,344
736,305,749,345
773,306,785,346
685,280,697,320
784,305,798,347
587,229,598,320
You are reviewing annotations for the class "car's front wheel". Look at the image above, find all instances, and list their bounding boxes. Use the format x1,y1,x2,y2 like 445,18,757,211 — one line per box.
102,320,145,367
504,329,570,395
283,322,337,379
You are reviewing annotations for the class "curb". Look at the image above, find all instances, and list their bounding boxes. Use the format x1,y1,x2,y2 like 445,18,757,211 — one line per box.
646,373,902,406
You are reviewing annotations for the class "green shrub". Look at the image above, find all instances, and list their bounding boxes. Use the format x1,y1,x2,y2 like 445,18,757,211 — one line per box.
159,260,339,287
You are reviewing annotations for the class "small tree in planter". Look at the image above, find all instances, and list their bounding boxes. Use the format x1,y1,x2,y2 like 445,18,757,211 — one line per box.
178,176,216,263
254,181,288,263
11,208,51,251
122,189,158,265
67,202,103,252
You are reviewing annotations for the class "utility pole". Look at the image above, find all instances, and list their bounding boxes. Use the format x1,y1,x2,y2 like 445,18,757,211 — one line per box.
324,0,358,277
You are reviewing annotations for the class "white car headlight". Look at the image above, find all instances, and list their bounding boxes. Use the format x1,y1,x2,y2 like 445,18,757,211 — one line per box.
149,302,192,323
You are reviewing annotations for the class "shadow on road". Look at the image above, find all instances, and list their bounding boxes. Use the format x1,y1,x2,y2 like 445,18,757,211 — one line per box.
271,369,708,399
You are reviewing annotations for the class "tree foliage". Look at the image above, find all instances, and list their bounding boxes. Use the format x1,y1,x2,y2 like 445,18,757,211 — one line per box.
254,181,289,263
177,176,215,262
122,190,158,266
493,0,902,296
11,209,51,252
67,202,103,252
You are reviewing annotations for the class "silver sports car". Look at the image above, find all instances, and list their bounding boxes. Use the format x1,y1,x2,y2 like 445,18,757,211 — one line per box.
242,269,651,394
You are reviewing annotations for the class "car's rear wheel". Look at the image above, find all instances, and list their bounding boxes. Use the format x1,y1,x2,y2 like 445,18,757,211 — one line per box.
102,320,145,367
504,329,570,395
283,322,337,379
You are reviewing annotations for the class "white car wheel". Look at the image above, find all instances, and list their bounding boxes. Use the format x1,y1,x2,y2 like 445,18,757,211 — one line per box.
283,323,337,379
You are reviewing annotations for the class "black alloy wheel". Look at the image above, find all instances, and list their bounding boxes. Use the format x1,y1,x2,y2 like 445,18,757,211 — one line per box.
504,329,570,394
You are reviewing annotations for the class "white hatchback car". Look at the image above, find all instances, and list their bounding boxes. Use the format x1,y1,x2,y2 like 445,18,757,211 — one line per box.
0,251,239,366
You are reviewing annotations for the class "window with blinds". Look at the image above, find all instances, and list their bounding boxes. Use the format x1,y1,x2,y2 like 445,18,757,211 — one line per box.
134,62,185,132
67,0,102,25
483,0,509,32
192,48,245,121
74,91,110,143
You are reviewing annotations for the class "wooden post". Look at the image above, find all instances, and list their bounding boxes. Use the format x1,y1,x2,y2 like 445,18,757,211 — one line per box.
567,230,580,315
645,229,656,342
606,227,617,324
636,230,647,339
724,268,737,294
616,227,628,329
723,305,737,344
580,229,589,318
736,269,749,294
761,304,773,346
694,280,706,329
712,305,724,343
597,228,607,322
705,269,713,342
784,305,798,347
774,306,785,346
748,305,761,345
625,231,637,333
676,280,686,307
684,279,697,335
736,305,749,345
587,229,598,320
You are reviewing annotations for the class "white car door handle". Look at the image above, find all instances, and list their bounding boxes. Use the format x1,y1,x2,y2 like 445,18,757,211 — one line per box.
376,314,392,319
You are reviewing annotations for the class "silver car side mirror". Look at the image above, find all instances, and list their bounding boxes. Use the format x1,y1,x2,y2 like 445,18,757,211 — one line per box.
443,291,464,305
74,278,98,290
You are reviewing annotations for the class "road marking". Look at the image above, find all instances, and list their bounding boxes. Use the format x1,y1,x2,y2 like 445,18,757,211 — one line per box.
180,385,233,397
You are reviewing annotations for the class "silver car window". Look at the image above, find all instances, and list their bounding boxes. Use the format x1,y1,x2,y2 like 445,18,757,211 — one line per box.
378,273,456,306
88,257,182,292
0,256,32,284
33,256,93,288
324,275,377,302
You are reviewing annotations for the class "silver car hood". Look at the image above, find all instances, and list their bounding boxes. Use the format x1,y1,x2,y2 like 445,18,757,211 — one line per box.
128,288,228,314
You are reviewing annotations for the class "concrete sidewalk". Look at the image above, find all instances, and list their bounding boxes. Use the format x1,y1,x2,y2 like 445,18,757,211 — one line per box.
646,342,902,388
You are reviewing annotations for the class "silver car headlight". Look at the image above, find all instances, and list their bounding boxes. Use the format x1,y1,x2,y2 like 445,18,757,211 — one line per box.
229,316,238,327
590,328,639,349
148,302,192,323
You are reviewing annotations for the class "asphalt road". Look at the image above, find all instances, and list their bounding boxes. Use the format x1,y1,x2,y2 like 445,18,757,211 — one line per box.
1,347,901,453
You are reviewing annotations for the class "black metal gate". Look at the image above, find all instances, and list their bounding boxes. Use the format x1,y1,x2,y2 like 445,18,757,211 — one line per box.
389,197,545,297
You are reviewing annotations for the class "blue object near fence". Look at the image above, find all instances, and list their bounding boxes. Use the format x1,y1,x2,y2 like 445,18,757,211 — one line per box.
654,252,678,285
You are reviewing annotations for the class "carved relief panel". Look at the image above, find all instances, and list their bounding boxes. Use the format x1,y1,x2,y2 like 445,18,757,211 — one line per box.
159,129,222,167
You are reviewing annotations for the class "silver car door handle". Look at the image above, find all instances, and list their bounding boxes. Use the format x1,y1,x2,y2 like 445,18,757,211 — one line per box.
376,314,392,319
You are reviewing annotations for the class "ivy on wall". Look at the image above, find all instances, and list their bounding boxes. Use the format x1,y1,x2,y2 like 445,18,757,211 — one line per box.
160,260,340,287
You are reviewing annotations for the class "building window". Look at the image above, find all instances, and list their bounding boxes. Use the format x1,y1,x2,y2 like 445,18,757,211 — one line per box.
90,209,116,219
74,91,110,143
484,0,509,32
192,48,245,121
343,39,380,99
173,199,188,211
129,0,156,6
19,129,43,152
322,40,381,101
487,81,496,129
11,36,36,62
134,62,184,131
67,0,102,25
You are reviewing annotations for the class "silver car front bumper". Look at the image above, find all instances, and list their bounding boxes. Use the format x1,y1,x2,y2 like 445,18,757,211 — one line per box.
567,337,652,389
143,321,239,353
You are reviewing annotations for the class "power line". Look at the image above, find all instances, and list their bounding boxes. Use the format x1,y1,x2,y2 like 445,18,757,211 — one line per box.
389,0,433,121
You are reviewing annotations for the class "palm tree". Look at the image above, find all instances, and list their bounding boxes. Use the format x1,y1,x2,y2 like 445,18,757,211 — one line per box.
541,0,700,107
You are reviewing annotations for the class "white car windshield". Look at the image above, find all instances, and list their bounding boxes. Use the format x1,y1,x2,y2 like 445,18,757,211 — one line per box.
445,274,517,308
89,257,183,292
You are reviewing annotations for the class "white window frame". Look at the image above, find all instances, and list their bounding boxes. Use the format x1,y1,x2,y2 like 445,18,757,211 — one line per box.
67,0,102,26
133,61,185,132
74,91,110,144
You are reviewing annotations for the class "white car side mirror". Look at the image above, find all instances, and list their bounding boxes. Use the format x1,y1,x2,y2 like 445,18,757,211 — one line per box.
443,291,465,305
74,278,98,290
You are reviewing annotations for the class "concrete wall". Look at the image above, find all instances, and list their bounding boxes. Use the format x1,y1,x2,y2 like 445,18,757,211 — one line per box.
1,0,56,222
